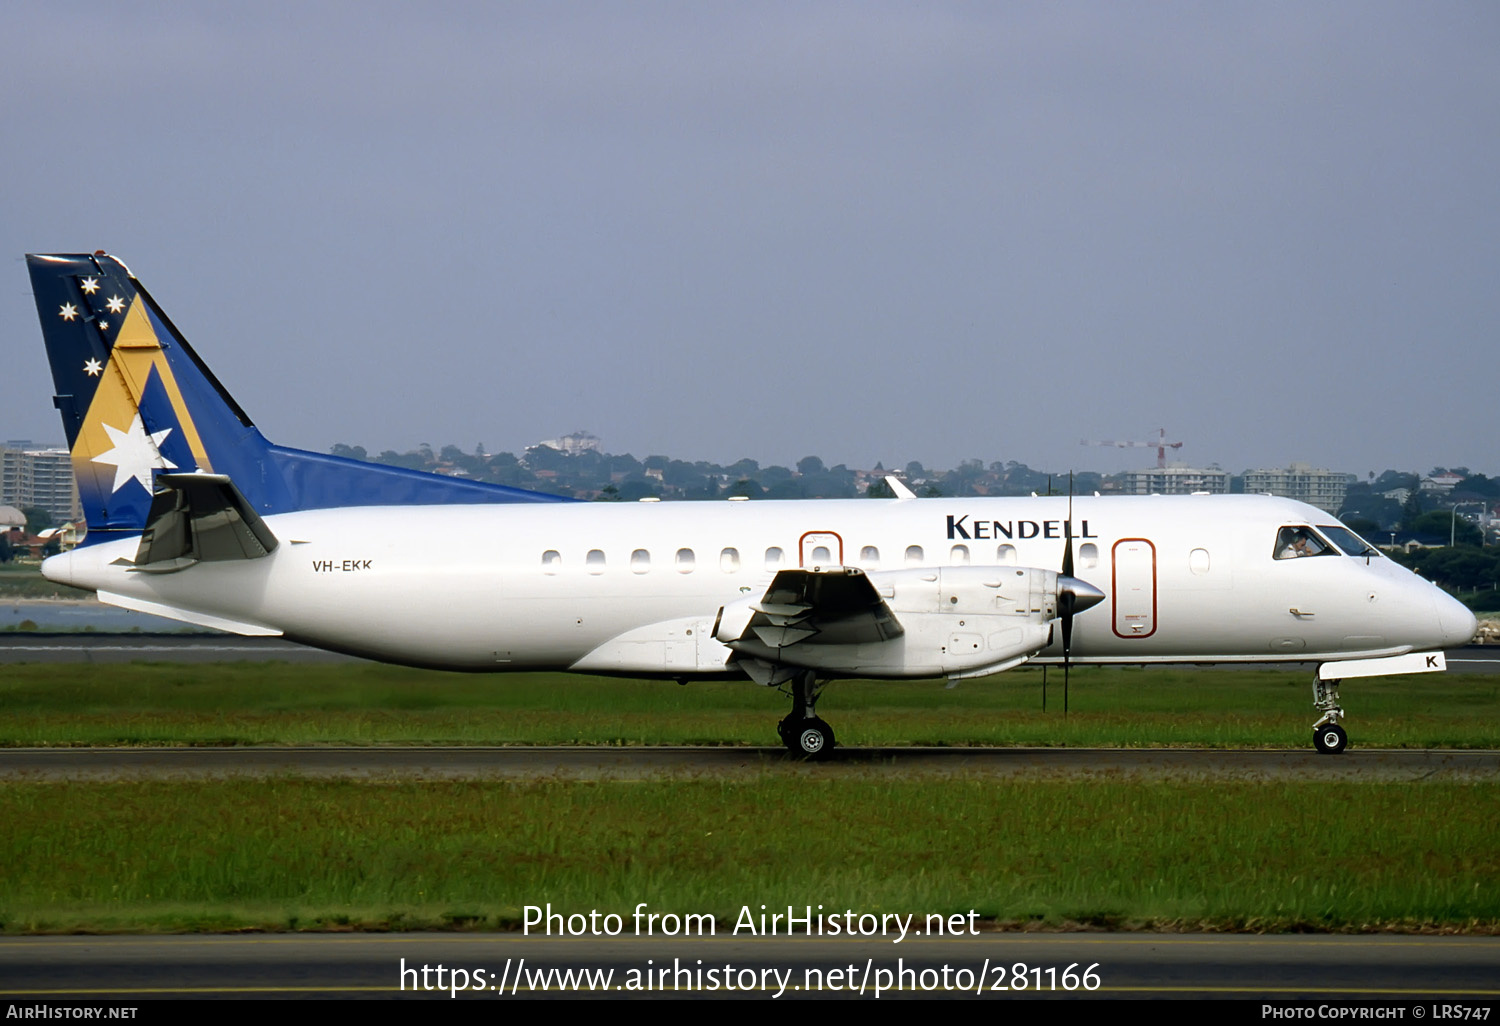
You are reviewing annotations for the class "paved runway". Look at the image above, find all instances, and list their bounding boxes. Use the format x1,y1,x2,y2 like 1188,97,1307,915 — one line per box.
2,932,1497,1000
0,633,360,663
1,744,1496,781
1447,647,1500,672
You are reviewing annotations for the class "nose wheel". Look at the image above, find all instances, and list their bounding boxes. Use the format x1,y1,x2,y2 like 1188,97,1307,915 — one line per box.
1311,676,1348,755
1313,723,1347,754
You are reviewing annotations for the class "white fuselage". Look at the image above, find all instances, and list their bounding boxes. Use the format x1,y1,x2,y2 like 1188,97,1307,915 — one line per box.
45,493,1476,677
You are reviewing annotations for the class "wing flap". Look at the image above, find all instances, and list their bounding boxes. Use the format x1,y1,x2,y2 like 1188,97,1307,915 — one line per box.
720,567,904,651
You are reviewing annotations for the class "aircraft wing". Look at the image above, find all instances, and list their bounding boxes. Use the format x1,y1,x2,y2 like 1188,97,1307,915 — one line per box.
130,473,279,573
717,563,1068,682
569,567,904,679
718,567,904,650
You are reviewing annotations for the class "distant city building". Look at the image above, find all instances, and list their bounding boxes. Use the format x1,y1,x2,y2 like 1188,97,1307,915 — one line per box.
0,443,81,526
536,431,602,455
1243,462,1353,513
1120,463,1230,496
1420,472,1465,493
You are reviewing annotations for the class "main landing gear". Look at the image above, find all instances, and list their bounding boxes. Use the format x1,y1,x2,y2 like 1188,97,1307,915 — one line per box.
1312,676,1348,755
778,670,836,759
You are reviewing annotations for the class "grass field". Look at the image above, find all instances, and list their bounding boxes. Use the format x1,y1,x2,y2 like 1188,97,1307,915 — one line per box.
2,661,1499,748
0,564,86,600
1,662,1496,934
1,778,1494,934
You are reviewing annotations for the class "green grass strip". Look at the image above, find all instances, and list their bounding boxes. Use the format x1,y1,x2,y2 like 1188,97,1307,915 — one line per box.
2,663,1498,748
1,779,1494,934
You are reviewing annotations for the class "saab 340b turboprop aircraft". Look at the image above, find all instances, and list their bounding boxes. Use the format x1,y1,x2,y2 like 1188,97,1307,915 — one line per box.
26,252,1477,757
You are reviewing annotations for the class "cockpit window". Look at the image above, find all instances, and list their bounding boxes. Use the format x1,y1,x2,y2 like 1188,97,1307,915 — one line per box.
1319,525,1382,558
1274,526,1336,560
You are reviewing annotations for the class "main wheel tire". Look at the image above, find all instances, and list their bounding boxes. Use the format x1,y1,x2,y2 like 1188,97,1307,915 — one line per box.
1313,723,1348,755
785,717,836,759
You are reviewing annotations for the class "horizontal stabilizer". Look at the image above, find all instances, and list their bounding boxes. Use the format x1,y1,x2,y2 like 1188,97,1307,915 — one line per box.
132,473,278,572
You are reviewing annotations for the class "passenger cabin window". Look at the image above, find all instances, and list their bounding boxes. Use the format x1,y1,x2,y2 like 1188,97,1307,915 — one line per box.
950,544,970,564
765,547,785,570
631,549,651,574
905,545,924,566
810,545,831,565
860,545,880,567
542,550,561,574
720,547,740,572
1274,526,1335,560
1079,542,1099,569
676,548,696,573
586,549,606,574
1190,547,1210,575
996,544,1017,565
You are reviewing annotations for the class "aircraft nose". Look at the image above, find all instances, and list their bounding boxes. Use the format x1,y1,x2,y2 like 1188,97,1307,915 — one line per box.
1433,588,1478,649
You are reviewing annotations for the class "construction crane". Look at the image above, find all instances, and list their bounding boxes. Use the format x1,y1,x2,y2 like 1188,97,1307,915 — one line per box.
1080,428,1184,469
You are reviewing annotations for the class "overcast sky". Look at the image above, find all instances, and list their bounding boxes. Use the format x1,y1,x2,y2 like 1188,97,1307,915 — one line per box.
3,2,1495,477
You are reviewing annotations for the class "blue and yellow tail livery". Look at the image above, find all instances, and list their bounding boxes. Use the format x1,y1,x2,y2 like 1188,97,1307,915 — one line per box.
27,252,566,544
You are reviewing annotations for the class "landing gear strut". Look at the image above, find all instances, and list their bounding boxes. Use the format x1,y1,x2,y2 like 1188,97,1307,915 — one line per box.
1312,676,1348,755
778,670,835,759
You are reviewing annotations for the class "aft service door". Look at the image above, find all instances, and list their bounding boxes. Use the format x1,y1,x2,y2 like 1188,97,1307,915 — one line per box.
1112,538,1156,639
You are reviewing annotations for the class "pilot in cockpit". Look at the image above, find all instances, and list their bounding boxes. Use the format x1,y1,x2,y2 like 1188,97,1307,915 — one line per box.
1275,527,1330,559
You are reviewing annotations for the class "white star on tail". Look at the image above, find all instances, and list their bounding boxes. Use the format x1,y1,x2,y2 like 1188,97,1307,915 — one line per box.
83,359,102,376
81,277,99,294
91,414,177,494
59,303,78,321
106,295,125,314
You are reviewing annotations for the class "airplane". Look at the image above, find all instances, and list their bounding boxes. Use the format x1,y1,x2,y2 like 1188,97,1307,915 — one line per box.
25,252,1478,758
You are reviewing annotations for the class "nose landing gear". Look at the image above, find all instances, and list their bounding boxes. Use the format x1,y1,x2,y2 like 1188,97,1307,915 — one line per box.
1312,677,1348,754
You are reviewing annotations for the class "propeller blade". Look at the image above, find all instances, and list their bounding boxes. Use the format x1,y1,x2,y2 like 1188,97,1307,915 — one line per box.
1054,576,1103,719
1060,472,1076,650
1063,473,1074,716
1062,478,1075,580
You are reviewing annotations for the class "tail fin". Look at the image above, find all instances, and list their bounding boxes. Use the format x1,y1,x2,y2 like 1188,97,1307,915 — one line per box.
27,252,567,541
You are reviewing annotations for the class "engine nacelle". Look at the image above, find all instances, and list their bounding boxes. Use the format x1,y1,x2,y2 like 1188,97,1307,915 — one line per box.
722,565,1062,680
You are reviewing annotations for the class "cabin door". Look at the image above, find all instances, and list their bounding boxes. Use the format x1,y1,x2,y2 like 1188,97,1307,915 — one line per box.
1112,538,1156,638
